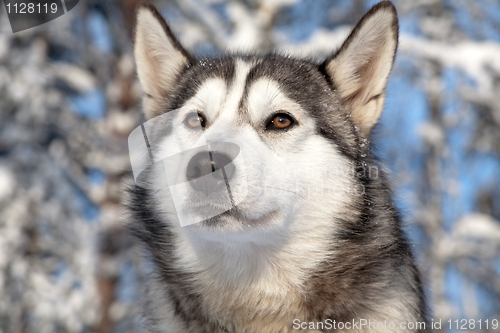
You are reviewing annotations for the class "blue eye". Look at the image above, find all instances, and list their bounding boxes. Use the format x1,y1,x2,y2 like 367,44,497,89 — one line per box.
185,112,205,128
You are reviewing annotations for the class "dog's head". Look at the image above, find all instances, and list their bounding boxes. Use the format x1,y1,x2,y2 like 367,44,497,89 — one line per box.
131,2,398,238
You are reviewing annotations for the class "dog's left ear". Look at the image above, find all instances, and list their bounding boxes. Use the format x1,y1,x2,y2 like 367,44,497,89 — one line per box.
133,2,193,119
322,1,398,136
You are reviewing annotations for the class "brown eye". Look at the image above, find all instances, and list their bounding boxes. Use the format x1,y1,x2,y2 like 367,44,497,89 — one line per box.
185,112,205,128
274,116,292,128
266,113,295,130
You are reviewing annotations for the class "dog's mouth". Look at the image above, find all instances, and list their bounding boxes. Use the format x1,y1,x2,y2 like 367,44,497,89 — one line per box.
193,206,280,229
186,202,234,220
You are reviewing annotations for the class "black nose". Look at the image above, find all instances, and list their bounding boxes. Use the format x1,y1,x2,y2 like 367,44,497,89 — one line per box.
186,151,235,192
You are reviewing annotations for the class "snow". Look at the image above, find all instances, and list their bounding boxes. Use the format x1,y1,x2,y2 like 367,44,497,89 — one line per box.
1,0,500,331
400,36,500,92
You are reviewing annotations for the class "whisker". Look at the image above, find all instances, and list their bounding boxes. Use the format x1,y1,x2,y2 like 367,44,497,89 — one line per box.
151,184,169,196
269,89,281,102
264,186,299,195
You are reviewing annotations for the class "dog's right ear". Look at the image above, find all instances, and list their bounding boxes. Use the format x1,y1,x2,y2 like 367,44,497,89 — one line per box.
134,2,192,119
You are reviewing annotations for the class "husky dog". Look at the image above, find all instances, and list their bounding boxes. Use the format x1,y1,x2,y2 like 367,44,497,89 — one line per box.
128,1,428,332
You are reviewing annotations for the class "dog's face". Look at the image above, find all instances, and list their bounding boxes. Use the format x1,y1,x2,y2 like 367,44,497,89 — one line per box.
132,2,398,238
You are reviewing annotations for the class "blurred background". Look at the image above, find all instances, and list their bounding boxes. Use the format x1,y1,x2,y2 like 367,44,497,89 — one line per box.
0,0,499,332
